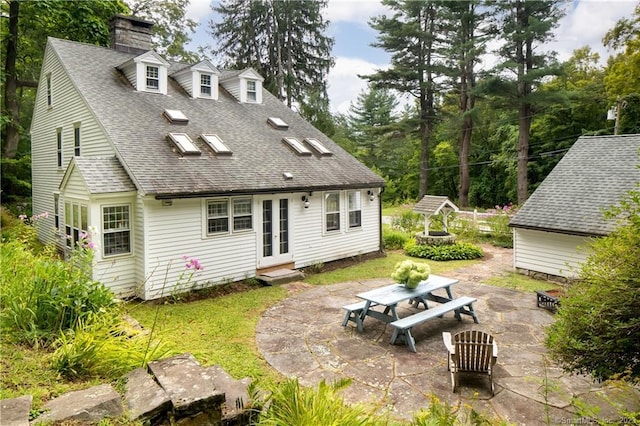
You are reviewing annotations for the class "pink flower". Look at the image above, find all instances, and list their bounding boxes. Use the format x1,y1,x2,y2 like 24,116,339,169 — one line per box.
183,256,203,271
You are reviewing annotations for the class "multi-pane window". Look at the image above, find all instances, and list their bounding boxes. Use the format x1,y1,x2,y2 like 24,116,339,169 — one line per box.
64,201,88,249
207,198,253,235
146,65,159,90
53,194,60,230
74,124,80,156
348,191,362,228
200,73,212,96
246,80,257,102
56,128,63,167
233,199,252,231
103,205,131,256
325,192,340,232
207,200,229,234
46,74,52,106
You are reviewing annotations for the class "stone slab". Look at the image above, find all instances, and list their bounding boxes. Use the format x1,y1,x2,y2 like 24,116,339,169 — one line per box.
124,367,172,422
148,353,225,419
0,395,32,426
204,365,252,424
34,384,123,424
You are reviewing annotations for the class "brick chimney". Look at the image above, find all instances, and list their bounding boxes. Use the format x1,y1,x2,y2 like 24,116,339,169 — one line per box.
109,14,154,54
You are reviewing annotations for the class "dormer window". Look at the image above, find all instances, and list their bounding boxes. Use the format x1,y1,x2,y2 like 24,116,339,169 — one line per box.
246,80,257,102
200,74,212,97
146,65,159,90
117,51,170,95
171,60,219,100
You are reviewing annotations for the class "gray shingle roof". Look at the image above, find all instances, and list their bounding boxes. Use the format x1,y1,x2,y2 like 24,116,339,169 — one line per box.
509,134,640,236
49,37,384,197
70,156,136,194
413,195,459,216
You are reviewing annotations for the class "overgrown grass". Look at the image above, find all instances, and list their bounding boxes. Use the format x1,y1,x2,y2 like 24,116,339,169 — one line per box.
126,284,288,381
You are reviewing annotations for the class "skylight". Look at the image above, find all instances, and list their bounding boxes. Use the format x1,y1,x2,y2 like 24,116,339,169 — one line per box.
304,138,333,156
163,109,188,124
283,137,312,156
267,117,289,130
168,133,201,155
201,134,232,155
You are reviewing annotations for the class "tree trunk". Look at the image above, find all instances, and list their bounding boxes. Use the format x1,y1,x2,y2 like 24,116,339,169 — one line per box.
517,103,531,204
3,0,20,159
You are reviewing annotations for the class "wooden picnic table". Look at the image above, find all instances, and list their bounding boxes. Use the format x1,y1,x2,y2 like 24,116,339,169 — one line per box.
356,274,459,325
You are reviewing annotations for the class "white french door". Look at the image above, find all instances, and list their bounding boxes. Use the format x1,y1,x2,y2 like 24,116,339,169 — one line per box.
256,195,293,268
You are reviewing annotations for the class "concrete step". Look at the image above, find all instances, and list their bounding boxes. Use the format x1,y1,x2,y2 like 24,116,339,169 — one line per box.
256,268,305,285
204,365,253,425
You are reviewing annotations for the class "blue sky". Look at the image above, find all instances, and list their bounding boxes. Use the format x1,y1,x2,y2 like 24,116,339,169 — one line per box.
185,0,638,114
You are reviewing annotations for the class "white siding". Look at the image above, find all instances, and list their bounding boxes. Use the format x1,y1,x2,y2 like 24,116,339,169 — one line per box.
513,228,593,278
221,79,241,101
141,198,257,300
293,190,380,268
31,43,115,245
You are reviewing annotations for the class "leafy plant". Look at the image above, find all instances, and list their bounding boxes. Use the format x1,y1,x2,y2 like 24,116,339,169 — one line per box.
0,239,115,347
382,226,409,250
391,260,430,288
51,311,172,380
404,240,484,261
390,210,423,234
255,378,381,425
546,189,640,382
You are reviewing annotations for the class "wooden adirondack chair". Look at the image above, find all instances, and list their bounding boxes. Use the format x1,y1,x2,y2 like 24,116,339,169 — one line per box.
442,330,498,395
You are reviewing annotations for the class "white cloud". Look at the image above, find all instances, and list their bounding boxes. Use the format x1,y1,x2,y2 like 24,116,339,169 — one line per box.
325,0,389,26
328,56,389,113
548,0,637,62
186,0,213,24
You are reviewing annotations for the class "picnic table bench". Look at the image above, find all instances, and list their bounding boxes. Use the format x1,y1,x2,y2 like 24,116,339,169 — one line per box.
389,296,478,352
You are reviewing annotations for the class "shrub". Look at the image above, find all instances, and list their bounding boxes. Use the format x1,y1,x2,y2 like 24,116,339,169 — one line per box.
255,378,381,425
390,210,423,234
404,240,484,261
546,189,640,382
0,239,115,347
382,227,409,250
51,311,172,380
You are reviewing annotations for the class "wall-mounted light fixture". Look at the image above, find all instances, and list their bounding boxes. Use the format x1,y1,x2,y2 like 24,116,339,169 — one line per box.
301,195,310,209
367,190,375,202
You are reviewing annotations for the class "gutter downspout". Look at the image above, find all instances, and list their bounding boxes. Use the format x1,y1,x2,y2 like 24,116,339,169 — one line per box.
378,186,385,254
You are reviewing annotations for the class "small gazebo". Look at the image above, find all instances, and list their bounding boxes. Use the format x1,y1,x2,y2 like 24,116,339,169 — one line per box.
413,195,459,245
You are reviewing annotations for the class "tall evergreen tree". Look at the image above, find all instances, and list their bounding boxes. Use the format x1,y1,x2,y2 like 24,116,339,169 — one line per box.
365,0,445,198
439,0,493,207
126,0,199,62
209,0,334,114
488,0,565,204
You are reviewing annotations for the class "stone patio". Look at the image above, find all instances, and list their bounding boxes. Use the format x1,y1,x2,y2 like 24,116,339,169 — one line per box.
255,247,640,425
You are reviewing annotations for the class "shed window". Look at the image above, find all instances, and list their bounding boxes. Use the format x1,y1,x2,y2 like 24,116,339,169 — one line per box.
146,65,159,90
53,193,60,230
103,205,131,256
325,192,340,232
348,191,362,228
233,199,252,231
207,200,229,234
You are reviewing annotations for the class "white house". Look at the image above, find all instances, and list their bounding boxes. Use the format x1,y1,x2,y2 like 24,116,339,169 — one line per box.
509,134,640,281
30,15,385,300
